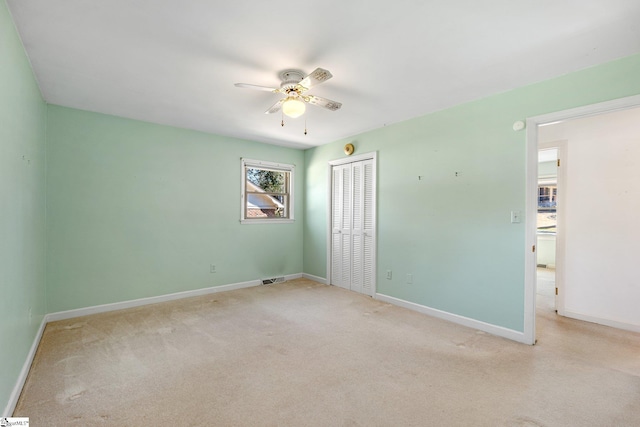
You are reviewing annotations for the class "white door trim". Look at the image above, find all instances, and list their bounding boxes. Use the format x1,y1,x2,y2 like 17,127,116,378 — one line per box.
524,94,640,345
326,151,377,295
329,151,377,166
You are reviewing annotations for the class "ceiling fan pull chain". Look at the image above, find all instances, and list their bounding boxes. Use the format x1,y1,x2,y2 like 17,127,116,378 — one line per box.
281,110,285,127
304,118,308,135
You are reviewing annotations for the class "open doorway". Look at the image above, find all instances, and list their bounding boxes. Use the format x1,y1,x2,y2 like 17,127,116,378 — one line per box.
524,94,640,345
536,147,558,315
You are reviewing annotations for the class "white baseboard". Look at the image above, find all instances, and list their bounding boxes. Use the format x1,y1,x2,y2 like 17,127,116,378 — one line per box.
375,293,529,344
47,275,308,323
47,279,267,322
563,310,640,333
3,317,47,417
302,273,327,284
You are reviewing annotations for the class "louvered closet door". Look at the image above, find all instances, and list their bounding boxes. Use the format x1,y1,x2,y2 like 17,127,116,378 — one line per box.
331,159,375,296
331,164,351,290
359,159,375,296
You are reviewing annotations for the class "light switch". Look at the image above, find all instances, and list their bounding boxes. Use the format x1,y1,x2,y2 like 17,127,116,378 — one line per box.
511,211,522,223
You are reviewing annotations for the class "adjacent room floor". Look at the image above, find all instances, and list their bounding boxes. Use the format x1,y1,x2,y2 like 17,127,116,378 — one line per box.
15,278,640,426
536,267,556,312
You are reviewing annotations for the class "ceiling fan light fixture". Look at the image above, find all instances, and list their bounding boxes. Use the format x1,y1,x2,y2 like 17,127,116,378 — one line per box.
282,97,306,118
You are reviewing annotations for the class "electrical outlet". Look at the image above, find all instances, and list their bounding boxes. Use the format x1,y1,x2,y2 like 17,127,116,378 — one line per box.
386,270,392,280
210,264,216,273
406,274,413,284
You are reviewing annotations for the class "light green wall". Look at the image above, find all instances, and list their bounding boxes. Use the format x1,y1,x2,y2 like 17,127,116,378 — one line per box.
304,54,640,332
0,0,47,413
46,106,304,313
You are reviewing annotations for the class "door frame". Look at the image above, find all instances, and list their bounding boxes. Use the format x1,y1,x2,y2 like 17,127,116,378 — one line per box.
326,151,378,294
523,94,640,345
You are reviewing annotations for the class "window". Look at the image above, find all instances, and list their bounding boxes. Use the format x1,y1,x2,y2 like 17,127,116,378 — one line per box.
241,158,294,223
537,184,557,234
537,148,558,235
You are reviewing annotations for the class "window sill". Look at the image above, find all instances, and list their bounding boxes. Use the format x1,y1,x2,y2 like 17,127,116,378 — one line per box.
241,219,295,224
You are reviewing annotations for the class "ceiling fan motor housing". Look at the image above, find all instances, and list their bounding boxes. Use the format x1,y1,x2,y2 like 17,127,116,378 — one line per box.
279,69,305,91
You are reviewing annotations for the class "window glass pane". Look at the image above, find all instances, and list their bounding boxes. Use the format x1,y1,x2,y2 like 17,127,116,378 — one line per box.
537,185,557,233
246,194,288,218
246,168,287,194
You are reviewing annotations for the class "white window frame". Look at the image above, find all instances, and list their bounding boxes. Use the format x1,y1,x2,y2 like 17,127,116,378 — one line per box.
241,158,295,224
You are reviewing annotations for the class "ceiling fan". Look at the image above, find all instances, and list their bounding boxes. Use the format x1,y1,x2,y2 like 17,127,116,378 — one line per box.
235,68,342,118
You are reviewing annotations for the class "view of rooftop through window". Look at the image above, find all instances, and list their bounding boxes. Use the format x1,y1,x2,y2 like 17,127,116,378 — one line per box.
247,168,286,200
244,166,291,219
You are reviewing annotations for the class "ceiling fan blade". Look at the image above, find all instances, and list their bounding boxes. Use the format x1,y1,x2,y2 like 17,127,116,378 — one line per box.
297,68,333,92
235,83,278,92
265,98,285,114
306,95,342,111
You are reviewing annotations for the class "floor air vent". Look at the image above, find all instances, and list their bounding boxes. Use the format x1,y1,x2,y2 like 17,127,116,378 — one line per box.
262,276,285,285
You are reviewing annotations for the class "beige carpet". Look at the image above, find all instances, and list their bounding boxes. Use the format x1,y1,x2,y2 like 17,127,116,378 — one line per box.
15,277,640,426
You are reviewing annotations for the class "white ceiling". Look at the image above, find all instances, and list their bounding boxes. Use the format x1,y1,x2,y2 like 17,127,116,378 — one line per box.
7,1,640,149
